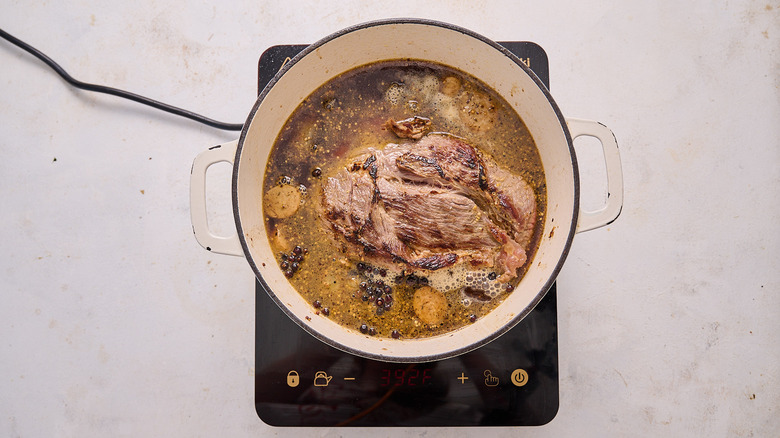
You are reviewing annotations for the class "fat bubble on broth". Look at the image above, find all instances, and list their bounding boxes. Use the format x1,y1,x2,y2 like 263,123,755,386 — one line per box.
262,60,546,340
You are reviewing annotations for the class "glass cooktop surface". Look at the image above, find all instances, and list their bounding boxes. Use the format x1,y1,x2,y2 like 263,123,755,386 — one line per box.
254,42,558,427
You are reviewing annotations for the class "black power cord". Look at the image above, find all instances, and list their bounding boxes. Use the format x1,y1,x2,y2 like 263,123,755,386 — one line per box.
0,27,243,131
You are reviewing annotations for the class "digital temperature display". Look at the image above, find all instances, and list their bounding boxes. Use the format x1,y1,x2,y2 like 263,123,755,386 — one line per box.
379,368,433,387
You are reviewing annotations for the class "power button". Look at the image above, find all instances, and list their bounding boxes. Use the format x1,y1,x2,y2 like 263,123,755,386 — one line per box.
510,369,528,387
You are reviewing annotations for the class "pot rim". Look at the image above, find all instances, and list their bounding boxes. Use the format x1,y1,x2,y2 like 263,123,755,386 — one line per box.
232,18,580,362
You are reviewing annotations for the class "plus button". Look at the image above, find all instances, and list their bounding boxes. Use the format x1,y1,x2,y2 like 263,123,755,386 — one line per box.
457,372,469,384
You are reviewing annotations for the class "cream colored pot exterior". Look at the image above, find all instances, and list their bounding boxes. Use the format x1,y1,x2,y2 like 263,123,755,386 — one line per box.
190,19,623,362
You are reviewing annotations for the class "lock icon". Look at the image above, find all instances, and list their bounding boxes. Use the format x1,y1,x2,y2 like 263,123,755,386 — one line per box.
286,370,299,387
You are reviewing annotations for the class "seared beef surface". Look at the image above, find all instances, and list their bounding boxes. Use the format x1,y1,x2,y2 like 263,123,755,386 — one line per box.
321,133,536,281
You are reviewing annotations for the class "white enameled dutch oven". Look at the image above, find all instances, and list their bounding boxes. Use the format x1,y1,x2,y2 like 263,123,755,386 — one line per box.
190,19,623,363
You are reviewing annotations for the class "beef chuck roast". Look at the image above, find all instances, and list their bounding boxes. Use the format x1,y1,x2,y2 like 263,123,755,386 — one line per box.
321,133,537,281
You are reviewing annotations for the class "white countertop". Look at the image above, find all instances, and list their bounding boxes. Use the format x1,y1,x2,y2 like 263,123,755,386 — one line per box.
1,1,778,436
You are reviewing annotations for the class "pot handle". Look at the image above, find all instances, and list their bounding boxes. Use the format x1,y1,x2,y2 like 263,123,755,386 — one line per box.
566,118,624,233
190,139,243,256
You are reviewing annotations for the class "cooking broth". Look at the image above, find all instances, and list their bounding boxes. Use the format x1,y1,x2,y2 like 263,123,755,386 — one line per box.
263,60,546,339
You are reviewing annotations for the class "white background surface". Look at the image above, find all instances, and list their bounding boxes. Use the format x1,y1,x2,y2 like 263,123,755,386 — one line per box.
1,1,778,436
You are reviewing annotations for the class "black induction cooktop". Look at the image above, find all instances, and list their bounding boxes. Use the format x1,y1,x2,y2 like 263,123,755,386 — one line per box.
254,42,558,427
